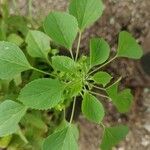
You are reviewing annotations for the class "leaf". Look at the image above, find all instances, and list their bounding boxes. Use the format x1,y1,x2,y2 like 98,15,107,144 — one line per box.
66,80,83,98
69,0,104,30
0,41,31,79
0,135,12,148
43,124,78,150
92,71,112,87
117,31,143,59
82,92,105,123
18,78,64,110
26,30,51,59
7,34,24,46
6,15,28,36
90,38,110,67
106,82,133,113
23,113,48,132
52,56,78,73
43,12,78,49
100,125,129,150
0,100,27,137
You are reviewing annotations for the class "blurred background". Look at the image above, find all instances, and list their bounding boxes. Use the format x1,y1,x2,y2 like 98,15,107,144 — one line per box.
5,0,150,149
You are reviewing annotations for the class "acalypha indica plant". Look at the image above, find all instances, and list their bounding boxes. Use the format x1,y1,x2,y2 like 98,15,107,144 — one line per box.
0,0,143,150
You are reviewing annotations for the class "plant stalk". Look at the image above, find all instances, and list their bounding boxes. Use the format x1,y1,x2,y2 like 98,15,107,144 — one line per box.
69,97,76,124
75,31,82,61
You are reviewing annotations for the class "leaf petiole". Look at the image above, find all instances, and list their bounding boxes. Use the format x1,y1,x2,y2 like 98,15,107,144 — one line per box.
89,91,111,100
69,97,76,124
31,67,56,77
75,31,82,61
88,55,117,76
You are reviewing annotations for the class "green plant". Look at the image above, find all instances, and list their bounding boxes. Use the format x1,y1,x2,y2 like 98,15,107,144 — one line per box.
0,0,143,150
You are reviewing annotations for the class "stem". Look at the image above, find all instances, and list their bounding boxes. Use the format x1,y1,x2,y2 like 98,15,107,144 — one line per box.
28,0,33,20
88,55,117,76
89,84,106,91
75,31,82,61
89,91,111,100
18,128,28,144
63,108,66,120
69,97,76,124
100,122,105,129
45,56,53,68
32,67,56,77
69,48,74,60
106,76,122,89
12,0,19,14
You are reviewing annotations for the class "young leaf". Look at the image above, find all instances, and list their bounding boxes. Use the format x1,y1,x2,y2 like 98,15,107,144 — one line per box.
117,31,143,59
43,12,78,49
7,34,24,46
18,78,64,110
106,82,133,113
100,125,129,150
26,30,50,59
43,124,78,150
0,41,31,79
69,0,104,30
0,100,27,137
0,135,12,148
92,71,112,87
52,56,77,73
65,80,83,98
90,38,110,67
82,92,105,123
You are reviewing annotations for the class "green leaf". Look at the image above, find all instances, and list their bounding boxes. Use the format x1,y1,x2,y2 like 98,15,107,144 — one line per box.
64,80,83,99
100,125,129,150
52,56,77,73
117,31,143,59
82,92,105,123
92,71,112,87
7,34,24,46
90,38,110,67
0,100,27,137
23,113,48,132
6,15,28,36
69,0,104,30
43,12,78,49
26,30,51,59
18,78,64,110
0,41,31,79
43,124,78,150
106,82,133,113
0,135,12,148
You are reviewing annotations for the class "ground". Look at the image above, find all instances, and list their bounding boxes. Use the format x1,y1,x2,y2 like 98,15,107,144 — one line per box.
10,0,150,150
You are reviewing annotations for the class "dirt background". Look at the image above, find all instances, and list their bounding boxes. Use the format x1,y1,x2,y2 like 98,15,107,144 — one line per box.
10,0,150,150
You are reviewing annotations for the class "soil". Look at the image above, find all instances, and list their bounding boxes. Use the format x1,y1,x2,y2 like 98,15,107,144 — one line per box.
10,0,150,150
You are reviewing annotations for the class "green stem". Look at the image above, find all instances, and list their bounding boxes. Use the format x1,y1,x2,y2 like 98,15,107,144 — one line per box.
88,55,117,75
100,122,106,129
69,48,74,60
89,91,111,100
32,67,56,77
18,128,28,144
75,31,82,61
28,0,33,20
12,0,19,14
106,76,122,89
89,83,106,91
45,56,53,68
69,97,76,124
